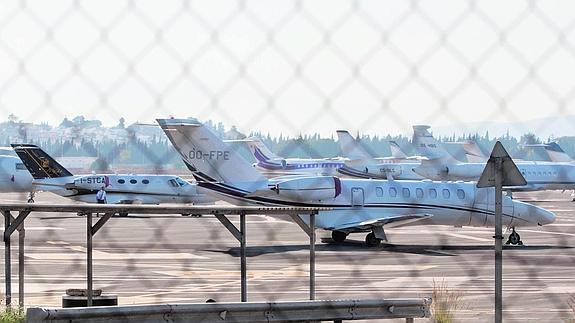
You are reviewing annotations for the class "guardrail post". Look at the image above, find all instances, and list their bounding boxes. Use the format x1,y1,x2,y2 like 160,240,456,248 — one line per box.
310,212,315,301
3,211,11,307
18,223,25,306
87,212,93,307
240,212,247,302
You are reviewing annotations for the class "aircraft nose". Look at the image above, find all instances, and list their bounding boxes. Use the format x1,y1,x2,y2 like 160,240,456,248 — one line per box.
513,201,555,226
535,205,556,226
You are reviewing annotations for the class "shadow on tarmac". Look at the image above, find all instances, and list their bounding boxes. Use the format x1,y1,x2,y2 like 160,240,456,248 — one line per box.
206,239,573,257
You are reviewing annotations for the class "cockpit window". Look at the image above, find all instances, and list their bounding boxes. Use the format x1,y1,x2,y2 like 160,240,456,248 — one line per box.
176,178,188,186
168,179,180,188
15,163,27,170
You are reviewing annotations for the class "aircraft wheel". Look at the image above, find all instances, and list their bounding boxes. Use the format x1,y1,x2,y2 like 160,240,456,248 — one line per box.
508,231,521,245
181,213,190,216
331,230,347,243
27,198,34,203
191,214,202,218
365,232,381,247
119,212,129,217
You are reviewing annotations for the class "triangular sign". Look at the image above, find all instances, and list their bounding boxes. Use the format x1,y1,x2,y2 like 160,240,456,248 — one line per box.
477,141,527,188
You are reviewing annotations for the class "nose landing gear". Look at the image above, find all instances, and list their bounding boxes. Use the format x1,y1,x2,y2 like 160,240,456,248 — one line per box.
505,227,523,246
27,191,35,203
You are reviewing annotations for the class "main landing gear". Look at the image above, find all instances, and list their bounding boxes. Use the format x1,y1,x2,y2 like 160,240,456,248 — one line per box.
505,227,523,246
365,232,382,247
331,230,348,243
331,226,387,247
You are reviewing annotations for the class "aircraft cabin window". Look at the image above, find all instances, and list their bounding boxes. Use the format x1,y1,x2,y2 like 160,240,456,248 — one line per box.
457,189,465,199
442,189,450,199
416,188,424,198
429,189,437,199
117,179,125,184
15,163,26,170
376,187,383,197
389,187,397,197
130,179,137,184
402,188,410,198
142,179,150,184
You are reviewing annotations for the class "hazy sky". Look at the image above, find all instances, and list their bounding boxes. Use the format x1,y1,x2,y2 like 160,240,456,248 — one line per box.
1,0,575,137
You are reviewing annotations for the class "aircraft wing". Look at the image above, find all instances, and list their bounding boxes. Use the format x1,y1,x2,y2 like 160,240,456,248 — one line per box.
330,213,433,231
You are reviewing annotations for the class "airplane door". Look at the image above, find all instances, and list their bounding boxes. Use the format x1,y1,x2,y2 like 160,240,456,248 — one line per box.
471,188,490,226
351,187,364,207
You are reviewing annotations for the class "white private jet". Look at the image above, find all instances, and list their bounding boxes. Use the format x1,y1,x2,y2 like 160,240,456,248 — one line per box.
240,137,346,176
412,126,575,193
335,130,423,180
157,118,554,247
11,144,215,214
525,142,573,163
0,152,34,200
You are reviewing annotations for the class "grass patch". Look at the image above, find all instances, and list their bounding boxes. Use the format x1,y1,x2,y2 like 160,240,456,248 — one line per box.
0,307,25,323
566,293,575,323
0,299,25,323
430,278,465,323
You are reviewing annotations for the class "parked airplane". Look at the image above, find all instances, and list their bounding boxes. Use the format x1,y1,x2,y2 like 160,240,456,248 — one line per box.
335,130,423,180
412,126,575,192
241,137,346,176
0,153,34,200
157,118,554,246
12,144,215,213
525,142,573,163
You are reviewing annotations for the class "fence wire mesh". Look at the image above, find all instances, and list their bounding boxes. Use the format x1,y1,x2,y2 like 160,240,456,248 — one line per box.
2,0,575,322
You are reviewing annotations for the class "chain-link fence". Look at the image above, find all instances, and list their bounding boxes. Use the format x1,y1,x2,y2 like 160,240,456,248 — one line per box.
2,0,575,322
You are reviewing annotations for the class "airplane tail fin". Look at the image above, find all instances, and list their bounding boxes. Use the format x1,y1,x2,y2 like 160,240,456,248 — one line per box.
543,142,573,162
157,119,268,192
412,125,456,163
462,140,488,163
11,144,73,179
388,141,408,159
242,137,281,162
336,130,374,160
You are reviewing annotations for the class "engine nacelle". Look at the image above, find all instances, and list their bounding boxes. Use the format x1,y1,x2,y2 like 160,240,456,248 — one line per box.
70,175,110,190
366,164,403,177
444,164,484,180
273,176,341,201
413,165,448,181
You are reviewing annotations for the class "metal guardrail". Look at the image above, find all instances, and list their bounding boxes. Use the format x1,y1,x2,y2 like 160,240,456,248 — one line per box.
26,299,432,323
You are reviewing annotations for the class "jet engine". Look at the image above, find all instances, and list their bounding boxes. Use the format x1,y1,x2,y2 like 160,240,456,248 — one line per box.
272,176,342,201
412,164,448,181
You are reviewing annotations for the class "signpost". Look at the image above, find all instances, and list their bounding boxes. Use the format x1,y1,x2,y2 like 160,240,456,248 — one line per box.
477,141,527,323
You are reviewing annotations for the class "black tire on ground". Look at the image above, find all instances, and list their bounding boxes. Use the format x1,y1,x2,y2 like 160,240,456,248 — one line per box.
365,232,381,247
27,198,34,203
119,212,129,217
509,232,521,245
331,230,347,243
